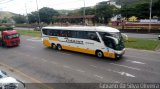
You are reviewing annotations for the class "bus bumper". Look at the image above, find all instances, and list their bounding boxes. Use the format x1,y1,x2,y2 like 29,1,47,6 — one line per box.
115,48,125,58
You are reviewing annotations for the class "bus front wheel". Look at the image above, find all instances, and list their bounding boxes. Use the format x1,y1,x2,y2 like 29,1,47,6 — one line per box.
96,50,103,58
57,44,62,51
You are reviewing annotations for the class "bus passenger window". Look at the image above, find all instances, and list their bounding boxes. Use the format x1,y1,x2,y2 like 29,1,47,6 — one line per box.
67,31,72,37
88,32,100,42
76,31,88,39
49,30,54,36
54,30,60,36
71,31,77,38
42,29,48,35
61,30,68,37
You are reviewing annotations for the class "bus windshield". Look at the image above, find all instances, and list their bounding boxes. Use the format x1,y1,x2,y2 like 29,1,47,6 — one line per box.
99,32,124,50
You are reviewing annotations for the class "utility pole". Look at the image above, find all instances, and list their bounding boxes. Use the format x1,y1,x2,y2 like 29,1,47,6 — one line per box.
83,0,86,26
149,0,152,33
36,0,41,28
25,3,29,28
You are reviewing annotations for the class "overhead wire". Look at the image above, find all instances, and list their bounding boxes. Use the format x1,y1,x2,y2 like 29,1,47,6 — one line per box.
0,0,14,4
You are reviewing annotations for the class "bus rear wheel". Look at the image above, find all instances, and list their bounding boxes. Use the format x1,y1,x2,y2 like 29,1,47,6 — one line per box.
51,43,56,49
57,44,62,51
96,50,103,58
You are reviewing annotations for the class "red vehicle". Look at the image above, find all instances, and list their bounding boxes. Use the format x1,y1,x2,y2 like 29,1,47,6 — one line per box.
0,30,20,47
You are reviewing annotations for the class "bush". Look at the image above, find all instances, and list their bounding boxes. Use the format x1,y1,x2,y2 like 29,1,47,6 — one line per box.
0,26,13,31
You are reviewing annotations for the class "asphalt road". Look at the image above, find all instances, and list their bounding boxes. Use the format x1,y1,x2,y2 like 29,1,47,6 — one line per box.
0,36,160,89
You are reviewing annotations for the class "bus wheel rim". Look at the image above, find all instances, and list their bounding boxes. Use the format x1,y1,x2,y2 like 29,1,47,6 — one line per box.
97,52,103,57
58,45,62,50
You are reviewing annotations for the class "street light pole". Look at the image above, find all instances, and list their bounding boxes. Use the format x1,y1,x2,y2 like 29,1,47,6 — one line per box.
36,0,41,27
25,3,30,30
149,0,152,33
83,0,86,26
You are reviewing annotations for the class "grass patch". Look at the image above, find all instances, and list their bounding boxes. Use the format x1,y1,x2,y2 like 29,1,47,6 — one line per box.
17,30,41,37
125,38,160,50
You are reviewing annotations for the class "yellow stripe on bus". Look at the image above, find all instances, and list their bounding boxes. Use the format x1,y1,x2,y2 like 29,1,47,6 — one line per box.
42,40,116,59
104,52,115,59
43,39,51,47
49,37,59,41
62,45,95,55
62,45,115,58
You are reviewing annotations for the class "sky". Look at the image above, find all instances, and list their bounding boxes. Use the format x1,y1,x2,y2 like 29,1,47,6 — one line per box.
0,0,109,15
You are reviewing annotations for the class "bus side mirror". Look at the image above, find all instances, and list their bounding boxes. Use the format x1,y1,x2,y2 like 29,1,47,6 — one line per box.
121,33,128,41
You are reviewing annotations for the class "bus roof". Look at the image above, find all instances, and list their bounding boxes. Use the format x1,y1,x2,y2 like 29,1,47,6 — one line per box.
42,26,120,33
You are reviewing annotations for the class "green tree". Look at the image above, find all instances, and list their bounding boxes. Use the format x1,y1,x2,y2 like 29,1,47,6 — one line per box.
152,0,160,17
28,11,39,23
28,7,59,24
12,15,26,24
1,17,7,23
95,1,118,24
120,0,160,19
39,7,59,24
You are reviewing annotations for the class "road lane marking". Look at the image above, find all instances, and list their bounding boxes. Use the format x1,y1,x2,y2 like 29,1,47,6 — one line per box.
106,69,135,78
23,45,36,49
33,56,38,59
90,64,136,78
94,75,103,79
110,63,141,71
76,69,85,73
27,38,42,42
30,46,35,49
0,62,53,89
51,61,58,65
90,65,97,68
63,65,72,69
25,54,30,57
126,60,146,65
114,81,120,83
125,55,148,61
119,72,135,78
125,54,160,62
41,58,47,62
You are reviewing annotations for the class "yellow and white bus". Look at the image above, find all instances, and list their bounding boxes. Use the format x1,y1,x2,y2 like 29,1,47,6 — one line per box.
41,26,125,59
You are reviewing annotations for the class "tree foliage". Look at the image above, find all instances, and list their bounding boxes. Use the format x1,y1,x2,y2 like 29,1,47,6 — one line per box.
120,0,160,19
39,7,59,24
95,1,118,24
28,7,59,24
12,15,26,24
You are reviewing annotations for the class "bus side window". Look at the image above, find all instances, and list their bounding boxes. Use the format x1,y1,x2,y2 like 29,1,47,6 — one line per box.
67,31,72,37
61,30,68,37
76,31,88,39
42,29,48,35
49,30,54,36
54,30,60,36
88,32,100,42
71,31,77,38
